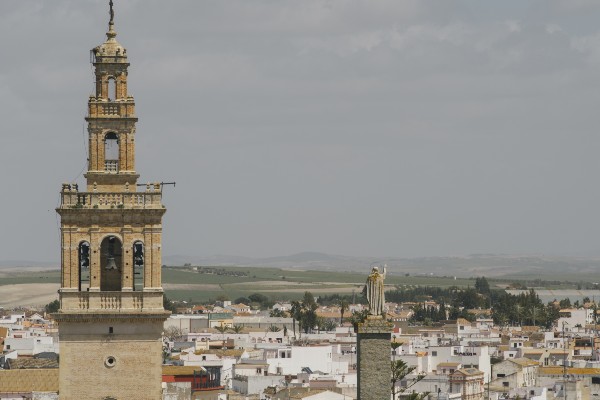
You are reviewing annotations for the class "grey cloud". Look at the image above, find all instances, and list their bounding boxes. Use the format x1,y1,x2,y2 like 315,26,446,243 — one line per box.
2,1,600,261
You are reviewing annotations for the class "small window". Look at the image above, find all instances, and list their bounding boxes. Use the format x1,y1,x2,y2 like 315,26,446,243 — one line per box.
109,327,114,334
503,382,509,387
432,351,437,356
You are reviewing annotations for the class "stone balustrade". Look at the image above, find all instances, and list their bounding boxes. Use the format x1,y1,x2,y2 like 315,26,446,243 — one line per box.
59,190,163,209
105,160,119,172
60,291,163,312
88,98,135,118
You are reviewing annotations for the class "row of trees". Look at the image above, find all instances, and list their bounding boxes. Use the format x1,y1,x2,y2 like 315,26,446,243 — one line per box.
397,277,570,328
270,292,350,335
491,289,559,328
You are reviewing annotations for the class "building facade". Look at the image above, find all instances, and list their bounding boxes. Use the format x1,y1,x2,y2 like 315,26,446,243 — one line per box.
54,4,169,399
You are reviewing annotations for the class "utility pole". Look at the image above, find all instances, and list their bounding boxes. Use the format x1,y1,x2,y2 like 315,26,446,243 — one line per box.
487,363,492,400
562,320,568,400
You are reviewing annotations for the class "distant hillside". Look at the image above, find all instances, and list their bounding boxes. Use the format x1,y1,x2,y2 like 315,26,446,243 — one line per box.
0,260,58,270
4,253,600,279
162,253,600,279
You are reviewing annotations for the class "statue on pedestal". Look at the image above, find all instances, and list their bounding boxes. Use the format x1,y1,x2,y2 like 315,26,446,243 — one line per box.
366,264,386,316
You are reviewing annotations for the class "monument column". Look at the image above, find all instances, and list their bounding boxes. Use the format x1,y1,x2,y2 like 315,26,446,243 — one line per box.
357,266,394,400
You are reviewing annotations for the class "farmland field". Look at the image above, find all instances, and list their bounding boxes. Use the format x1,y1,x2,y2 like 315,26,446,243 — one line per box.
0,264,582,307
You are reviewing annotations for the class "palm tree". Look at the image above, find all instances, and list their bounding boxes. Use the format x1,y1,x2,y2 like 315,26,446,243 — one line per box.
290,300,302,338
515,304,523,326
323,319,337,332
315,316,326,334
339,300,349,325
214,324,229,349
529,305,541,327
231,324,244,334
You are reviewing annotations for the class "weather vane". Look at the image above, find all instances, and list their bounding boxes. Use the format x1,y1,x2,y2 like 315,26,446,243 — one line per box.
109,0,114,23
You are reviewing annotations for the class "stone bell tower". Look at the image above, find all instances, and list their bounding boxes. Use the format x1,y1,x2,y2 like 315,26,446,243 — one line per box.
54,3,169,399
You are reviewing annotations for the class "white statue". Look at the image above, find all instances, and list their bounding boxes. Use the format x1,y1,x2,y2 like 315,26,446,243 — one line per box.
366,264,386,316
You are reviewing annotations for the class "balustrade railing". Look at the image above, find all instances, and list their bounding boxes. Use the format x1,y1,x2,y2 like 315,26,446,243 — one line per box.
105,160,118,172
88,100,135,118
60,191,163,209
60,291,163,312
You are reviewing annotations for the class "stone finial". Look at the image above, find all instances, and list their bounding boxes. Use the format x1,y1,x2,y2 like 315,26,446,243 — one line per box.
125,182,129,192
109,0,114,24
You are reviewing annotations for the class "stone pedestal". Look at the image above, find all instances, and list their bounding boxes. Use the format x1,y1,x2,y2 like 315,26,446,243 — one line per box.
357,315,394,400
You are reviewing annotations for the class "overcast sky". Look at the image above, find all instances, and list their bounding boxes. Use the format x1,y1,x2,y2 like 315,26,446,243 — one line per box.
2,0,600,262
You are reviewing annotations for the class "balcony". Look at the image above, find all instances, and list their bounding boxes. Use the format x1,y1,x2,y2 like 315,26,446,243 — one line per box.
60,291,164,312
59,190,163,210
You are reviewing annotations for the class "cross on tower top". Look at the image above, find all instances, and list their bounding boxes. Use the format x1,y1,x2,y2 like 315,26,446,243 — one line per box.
109,0,114,24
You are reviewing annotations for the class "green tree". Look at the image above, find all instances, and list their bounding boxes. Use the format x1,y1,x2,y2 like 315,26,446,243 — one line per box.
270,308,287,318
559,298,571,308
300,292,318,333
323,319,337,332
214,324,229,349
339,300,349,325
231,324,244,333
216,294,230,302
391,358,427,400
348,309,369,331
475,277,490,295
268,325,281,332
45,299,60,314
248,293,269,304
163,295,177,313
315,316,326,333
290,300,302,338
234,297,250,305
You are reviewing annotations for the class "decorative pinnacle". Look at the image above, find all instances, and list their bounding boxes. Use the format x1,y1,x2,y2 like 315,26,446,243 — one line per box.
107,0,117,39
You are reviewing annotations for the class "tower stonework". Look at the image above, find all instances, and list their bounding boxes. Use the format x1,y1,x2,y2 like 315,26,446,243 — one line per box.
55,6,169,400
357,316,394,400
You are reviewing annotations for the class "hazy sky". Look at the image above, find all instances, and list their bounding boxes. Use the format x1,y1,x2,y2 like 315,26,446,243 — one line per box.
2,0,600,262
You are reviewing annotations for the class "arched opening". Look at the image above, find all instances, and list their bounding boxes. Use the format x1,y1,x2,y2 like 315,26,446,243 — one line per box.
78,241,90,292
108,77,117,100
104,132,119,172
100,236,123,291
133,241,144,291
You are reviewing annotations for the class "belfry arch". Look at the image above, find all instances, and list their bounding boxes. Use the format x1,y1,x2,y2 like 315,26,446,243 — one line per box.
104,132,119,172
78,241,90,291
100,235,122,291
133,240,144,291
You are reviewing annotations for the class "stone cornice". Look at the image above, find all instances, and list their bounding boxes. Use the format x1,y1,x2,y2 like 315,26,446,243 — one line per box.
52,311,170,323
357,315,394,334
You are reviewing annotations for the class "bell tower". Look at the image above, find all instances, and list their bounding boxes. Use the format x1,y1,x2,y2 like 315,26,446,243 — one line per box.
55,2,169,399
